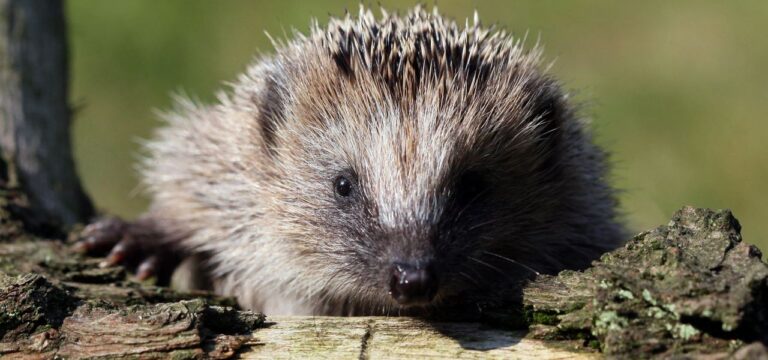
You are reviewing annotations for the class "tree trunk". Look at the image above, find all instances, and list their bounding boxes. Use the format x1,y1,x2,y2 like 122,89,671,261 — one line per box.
0,0,92,229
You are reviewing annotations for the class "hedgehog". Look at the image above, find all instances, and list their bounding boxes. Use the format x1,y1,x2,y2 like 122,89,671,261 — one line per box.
78,6,625,316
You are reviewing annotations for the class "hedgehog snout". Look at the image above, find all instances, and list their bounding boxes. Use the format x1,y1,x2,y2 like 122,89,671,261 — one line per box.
388,260,439,306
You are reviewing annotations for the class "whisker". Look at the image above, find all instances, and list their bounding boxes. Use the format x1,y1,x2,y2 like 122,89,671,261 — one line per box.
458,271,481,286
467,256,509,277
468,219,499,231
482,251,541,276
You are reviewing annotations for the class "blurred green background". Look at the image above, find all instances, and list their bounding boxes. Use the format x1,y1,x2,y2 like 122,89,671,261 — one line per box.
66,1,768,251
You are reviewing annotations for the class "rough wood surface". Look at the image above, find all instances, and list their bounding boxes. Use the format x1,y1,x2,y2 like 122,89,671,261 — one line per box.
56,300,263,359
0,0,93,229
243,316,595,359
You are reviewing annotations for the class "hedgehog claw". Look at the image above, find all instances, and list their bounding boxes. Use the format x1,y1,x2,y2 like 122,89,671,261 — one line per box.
76,216,180,285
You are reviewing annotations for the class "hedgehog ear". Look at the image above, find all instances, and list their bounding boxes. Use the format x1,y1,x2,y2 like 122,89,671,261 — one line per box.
255,76,285,157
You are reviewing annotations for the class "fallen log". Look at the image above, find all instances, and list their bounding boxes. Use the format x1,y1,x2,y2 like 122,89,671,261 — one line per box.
1,177,766,359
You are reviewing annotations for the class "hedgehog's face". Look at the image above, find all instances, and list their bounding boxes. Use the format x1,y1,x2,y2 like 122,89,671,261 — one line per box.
261,64,566,314
269,106,561,314
254,11,573,313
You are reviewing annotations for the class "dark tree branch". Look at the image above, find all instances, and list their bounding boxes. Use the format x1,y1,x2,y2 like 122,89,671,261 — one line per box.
0,0,92,229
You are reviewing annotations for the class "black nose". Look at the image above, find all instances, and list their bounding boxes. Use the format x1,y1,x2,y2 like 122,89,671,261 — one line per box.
389,262,439,306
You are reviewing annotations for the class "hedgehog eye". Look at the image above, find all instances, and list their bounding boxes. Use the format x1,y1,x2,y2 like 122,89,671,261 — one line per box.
334,176,353,197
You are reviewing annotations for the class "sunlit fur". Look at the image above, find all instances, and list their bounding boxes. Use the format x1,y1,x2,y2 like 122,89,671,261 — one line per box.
139,6,625,315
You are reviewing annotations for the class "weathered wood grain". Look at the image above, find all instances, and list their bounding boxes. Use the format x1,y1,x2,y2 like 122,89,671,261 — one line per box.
243,316,596,359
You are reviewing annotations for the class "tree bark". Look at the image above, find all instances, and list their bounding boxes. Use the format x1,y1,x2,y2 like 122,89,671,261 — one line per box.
0,0,92,229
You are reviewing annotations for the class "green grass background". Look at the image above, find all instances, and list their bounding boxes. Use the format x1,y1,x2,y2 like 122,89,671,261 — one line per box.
67,1,768,251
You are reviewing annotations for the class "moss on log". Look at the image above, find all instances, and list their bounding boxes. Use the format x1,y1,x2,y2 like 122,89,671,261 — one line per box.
0,180,766,358
517,207,768,357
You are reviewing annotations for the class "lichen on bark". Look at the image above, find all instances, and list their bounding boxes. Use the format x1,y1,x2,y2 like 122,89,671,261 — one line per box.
518,206,768,357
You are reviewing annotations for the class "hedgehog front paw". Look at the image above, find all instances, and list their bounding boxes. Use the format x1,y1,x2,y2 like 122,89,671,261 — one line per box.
75,216,182,285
